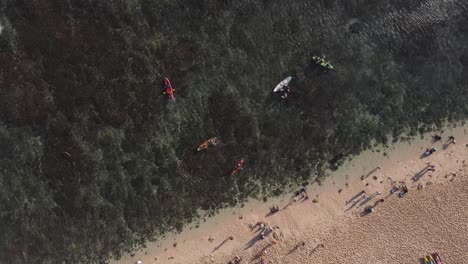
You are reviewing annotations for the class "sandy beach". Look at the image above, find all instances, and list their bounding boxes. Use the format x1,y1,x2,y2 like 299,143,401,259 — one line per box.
114,125,468,264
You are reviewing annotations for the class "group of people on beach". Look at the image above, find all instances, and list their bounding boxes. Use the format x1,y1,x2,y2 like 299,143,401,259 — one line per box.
294,187,309,201
433,134,456,144
424,135,456,157
251,221,278,240
222,133,463,264
228,187,312,262
362,134,457,216
269,206,279,214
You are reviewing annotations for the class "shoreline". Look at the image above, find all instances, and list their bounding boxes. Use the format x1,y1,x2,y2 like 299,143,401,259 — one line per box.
113,125,467,264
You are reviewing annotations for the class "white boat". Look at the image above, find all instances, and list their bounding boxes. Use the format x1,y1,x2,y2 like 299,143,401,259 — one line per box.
273,76,292,92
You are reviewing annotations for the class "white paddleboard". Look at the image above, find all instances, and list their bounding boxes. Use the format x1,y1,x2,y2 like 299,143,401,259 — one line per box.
273,76,292,92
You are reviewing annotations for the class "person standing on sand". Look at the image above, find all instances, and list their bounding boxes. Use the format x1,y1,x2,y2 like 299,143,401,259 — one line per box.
300,186,309,199
449,136,456,144
364,206,374,213
231,256,242,263
293,186,308,200
270,206,279,214
424,148,430,156
399,185,408,198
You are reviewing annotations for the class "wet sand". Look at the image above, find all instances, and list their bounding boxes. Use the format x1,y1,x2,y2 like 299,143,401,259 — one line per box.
114,125,467,264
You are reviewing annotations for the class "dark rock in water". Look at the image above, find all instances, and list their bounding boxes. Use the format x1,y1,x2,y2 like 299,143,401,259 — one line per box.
347,19,363,34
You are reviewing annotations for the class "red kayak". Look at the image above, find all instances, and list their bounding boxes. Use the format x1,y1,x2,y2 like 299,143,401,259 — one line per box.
163,77,175,100
231,159,244,176
433,252,443,264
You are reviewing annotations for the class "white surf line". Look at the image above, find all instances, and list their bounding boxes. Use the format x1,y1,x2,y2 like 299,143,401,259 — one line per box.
360,0,467,43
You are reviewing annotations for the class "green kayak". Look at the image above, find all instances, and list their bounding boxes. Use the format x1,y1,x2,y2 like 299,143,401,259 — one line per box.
312,55,334,70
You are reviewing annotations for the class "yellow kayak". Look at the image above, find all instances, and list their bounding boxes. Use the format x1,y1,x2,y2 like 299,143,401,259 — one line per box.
424,256,430,264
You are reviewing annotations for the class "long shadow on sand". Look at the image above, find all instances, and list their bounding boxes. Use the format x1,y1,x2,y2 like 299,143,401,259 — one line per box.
309,244,325,255
250,243,274,261
244,235,262,250
442,141,454,150
265,211,275,218
211,238,229,253
361,167,380,180
412,165,431,182
286,242,305,255
345,196,365,212
346,190,366,205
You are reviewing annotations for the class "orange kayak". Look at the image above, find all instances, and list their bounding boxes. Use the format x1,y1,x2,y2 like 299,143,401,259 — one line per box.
196,137,218,151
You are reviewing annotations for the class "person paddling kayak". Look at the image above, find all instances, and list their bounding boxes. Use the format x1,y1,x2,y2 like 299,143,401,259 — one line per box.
312,55,334,70
163,77,175,100
273,77,292,99
231,159,244,176
277,87,291,99
196,137,219,152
